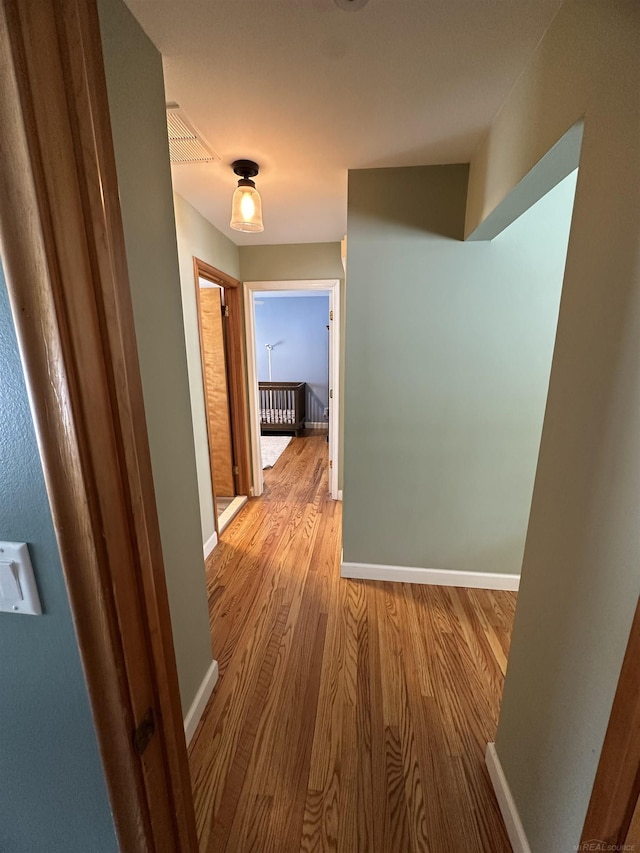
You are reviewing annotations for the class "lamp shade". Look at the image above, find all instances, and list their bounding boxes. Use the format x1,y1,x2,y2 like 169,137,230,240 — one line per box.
230,181,264,232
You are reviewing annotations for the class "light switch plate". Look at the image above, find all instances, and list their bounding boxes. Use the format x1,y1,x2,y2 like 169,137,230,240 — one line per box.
0,541,42,615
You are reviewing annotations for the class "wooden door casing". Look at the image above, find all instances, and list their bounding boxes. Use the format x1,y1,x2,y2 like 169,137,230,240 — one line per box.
581,596,640,847
0,1,198,849
193,259,252,509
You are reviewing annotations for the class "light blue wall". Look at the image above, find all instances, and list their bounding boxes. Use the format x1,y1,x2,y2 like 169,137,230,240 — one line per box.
255,295,330,423
0,268,117,852
344,164,576,575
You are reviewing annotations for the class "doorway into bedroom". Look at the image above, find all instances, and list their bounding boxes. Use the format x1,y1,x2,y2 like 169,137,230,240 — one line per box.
244,279,341,499
194,261,252,534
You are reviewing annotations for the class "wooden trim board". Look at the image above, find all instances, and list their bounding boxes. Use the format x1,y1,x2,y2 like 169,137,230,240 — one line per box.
485,743,532,853
581,595,640,847
0,1,198,849
341,560,521,591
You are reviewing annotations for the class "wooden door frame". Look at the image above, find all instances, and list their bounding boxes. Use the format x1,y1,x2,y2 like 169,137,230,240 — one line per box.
243,279,341,499
581,595,640,847
194,258,252,519
0,1,197,849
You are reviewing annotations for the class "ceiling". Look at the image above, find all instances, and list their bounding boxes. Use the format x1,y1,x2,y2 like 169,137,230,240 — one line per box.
124,0,563,247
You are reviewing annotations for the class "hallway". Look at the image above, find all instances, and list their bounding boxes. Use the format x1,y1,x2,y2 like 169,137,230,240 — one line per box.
189,435,513,852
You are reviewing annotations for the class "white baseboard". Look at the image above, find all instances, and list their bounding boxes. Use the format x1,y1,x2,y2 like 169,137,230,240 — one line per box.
485,742,531,853
203,530,218,561
340,560,520,591
184,660,219,746
337,490,343,501
304,421,328,430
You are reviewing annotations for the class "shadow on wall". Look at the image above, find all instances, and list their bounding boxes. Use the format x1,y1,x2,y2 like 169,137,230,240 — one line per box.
306,386,328,424
348,164,469,240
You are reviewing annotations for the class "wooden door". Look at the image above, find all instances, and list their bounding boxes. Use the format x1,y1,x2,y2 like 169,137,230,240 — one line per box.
200,286,236,497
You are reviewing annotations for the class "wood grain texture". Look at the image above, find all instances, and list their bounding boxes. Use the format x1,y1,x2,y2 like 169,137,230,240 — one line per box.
200,286,235,497
582,595,640,847
189,435,514,852
194,258,252,499
0,0,198,848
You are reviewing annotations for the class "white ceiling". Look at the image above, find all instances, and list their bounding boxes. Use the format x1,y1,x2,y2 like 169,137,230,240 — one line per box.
125,0,563,247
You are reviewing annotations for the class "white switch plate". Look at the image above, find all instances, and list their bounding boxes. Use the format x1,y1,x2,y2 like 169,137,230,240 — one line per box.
0,542,42,615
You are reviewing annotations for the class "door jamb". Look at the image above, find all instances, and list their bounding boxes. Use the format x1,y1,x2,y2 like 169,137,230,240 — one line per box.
243,279,340,499
194,259,252,514
0,1,198,849
581,595,640,847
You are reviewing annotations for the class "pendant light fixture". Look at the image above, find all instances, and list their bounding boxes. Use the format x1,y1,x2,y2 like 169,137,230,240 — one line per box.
230,159,264,233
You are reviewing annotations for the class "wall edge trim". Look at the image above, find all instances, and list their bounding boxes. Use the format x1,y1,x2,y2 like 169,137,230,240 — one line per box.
485,742,532,853
184,659,218,746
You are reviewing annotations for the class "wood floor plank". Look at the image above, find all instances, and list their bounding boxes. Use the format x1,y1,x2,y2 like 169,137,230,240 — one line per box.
189,435,515,852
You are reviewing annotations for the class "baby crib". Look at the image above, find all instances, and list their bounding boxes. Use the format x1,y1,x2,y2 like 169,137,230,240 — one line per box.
259,381,306,436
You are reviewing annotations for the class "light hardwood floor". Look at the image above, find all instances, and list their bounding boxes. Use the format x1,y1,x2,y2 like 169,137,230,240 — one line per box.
189,435,514,852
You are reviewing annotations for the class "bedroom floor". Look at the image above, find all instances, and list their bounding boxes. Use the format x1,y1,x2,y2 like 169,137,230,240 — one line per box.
189,435,513,852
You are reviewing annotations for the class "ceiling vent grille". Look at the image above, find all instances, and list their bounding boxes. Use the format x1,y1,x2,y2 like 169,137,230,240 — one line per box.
166,103,219,165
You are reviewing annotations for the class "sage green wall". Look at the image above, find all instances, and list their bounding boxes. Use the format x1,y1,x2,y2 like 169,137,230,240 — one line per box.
343,164,575,576
239,243,346,487
239,243,343,283
0,269,117,852
466,1,640,850
174,193,240,546
99,0,212,714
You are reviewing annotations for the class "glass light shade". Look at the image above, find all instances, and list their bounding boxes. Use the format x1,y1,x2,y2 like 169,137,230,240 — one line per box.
230,183,264,232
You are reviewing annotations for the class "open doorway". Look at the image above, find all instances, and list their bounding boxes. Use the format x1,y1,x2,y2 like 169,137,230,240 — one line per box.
244,279,341,499
194,260,252,533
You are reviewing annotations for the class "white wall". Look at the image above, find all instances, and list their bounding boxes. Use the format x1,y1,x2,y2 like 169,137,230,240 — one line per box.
174,193,240,546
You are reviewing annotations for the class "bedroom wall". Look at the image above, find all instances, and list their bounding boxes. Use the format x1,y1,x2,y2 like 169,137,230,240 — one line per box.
255,294,330,424
343,164,576,576
465,1,640,850
98,0,213,716
0,266,117,852
174,193,241,547
239,243,345,487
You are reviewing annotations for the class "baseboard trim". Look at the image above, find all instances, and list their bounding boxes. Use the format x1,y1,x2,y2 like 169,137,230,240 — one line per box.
337,490,343,501
184,659,219,746
304,421,328,430
203,530,218,561
485,743,531,853
340,560,520,591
